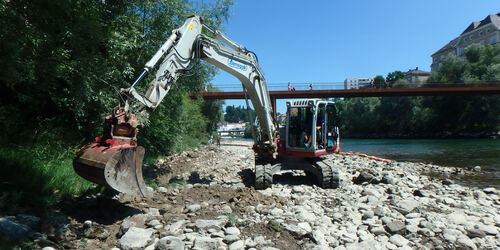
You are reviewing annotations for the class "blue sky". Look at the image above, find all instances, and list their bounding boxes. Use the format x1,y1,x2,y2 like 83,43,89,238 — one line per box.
208,0,500,113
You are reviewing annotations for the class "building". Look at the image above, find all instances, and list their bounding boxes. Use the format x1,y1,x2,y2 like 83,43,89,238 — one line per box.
431,13,500,71
344,77,374,89
404,67,430,83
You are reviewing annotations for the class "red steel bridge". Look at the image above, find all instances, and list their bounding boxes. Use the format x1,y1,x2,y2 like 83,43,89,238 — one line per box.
190,82,500,118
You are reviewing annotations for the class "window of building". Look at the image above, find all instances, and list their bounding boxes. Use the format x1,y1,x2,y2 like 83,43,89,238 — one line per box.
479,31,483,36
480,40,485,45
487,28,491,33
470,35,473,40
491,36,497,44
459,48,464,55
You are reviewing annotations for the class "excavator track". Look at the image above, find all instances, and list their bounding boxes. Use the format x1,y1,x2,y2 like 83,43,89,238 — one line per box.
311,157,340,188
254,157,273,189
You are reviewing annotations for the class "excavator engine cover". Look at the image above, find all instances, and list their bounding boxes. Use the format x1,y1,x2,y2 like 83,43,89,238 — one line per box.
73,141,150,197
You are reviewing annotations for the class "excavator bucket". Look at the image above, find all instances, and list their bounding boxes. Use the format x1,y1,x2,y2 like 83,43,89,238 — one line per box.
73,142,151,197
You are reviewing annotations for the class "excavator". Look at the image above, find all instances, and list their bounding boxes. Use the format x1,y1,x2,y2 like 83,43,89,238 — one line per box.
73,15,341,197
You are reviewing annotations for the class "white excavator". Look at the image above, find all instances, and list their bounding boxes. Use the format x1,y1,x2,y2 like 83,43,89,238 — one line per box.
73,15,341,197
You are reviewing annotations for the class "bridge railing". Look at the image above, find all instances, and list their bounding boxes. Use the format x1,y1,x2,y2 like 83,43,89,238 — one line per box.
209,81,500,92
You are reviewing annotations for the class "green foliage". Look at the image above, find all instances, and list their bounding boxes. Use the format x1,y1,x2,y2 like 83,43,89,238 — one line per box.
267,220,281,232
338,43,500,137
386,70,405,83
225,105,255,123
373,75,385,88
0,0,231,210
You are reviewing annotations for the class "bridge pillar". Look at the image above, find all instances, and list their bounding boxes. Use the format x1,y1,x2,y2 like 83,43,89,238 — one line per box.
271,96,276,120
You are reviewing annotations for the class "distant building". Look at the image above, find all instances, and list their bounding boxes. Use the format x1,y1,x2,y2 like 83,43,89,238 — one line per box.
404,67,430,83
431,13,500,71
344,77,374,89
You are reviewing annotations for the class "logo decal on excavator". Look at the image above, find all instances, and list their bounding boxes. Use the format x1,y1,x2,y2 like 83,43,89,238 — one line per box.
228,59,247,71
189,24,194,30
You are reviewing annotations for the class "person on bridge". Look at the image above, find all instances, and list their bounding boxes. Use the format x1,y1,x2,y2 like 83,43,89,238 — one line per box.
217,135,221,147
288,82,292,91
309,82,313,90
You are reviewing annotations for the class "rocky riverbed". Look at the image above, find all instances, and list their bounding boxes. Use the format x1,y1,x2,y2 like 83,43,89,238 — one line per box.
1,142,499,249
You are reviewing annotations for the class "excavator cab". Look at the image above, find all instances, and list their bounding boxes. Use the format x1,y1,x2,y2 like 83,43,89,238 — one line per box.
284,99,340,156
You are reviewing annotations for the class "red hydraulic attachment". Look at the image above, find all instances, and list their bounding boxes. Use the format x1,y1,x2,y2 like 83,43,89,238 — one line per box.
73,107,151,197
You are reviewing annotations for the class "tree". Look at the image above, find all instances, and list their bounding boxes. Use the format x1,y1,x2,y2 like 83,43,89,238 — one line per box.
373,75,385,88
386,71,405,84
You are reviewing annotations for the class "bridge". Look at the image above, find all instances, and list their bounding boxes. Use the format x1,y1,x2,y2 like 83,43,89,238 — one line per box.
191,82,500,117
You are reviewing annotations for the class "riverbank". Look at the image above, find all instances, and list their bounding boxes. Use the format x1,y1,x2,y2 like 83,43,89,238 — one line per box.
1,142,499,249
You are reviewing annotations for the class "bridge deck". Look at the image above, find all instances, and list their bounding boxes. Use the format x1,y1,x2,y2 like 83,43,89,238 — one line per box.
191,86,500,100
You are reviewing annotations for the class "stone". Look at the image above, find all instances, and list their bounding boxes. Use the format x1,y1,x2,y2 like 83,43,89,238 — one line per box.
187,204,201,213
292,186,305,193
167,220,185,235
0,217,31,241
389,234,409,247
297,222,312,233
482,187,496,194
148,219,162,227
443,232,457,242
473,166,481,172
228,240,245,250
457,235,476,249
447,212,467,225
119,227,154,250
194,236,219,250
225,227,241,236
285,224,308,237
362,210,374,219
395,199,418,215
466,228,486,238
221,205,232,214
269,208,283,216
353,171,378,184
155,236,184,250
15,214,40,230
385,220,405,235
476,224,498,235
148,208,161,217
370,226,386,236
157,187,168,193
223,234,239,244
195,219,225,230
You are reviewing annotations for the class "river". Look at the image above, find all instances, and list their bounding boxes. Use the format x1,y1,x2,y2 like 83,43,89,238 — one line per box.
342,138,500,186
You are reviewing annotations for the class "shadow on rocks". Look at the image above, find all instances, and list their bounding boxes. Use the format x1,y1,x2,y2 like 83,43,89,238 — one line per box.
238,168,255,187
60,195,141,225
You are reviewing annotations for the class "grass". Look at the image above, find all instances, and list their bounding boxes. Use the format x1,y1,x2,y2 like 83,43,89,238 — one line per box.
267,220,281,232
0,142,93,213
225,213,238,227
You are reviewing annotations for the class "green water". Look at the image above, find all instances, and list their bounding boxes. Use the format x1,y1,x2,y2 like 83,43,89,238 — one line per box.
342,138,500,185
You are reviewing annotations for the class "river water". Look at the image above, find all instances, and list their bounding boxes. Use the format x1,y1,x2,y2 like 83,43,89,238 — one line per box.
342,138,500,186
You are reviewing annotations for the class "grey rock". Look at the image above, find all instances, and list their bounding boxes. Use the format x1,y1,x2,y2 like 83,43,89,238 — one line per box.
457,235,476,249
395,199,418,215
148,219,162,227
167,220,186,235
370,226,386,236
119,227,154,250
292,186,305,193
41,247,56,250
221,205,232,214
0,217,31,241
195,219,225,230
157,187,168,193
225,227,241,236
285,224,308,237
148,208,161,217
362,210,374,219
155,236,184,250
353,171,379,184
15,214,40,230
187,204,201,213
385,220,406,235
476,224,498,235
223,234,239,244
466,228,486,238
194,236,219,250
228,240,244,250
389,234,409,247
447,212,467,225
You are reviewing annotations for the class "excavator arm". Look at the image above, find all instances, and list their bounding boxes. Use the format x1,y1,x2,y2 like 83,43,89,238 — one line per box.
73,15,277,197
